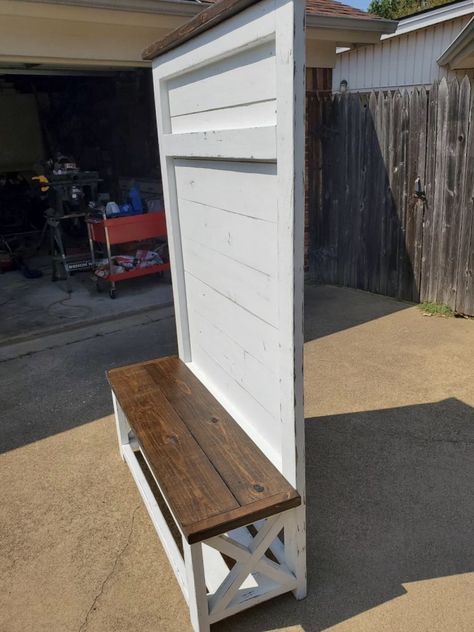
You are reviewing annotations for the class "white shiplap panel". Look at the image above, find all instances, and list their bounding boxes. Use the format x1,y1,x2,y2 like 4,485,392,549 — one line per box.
182,237,278,327
174,159,277,222
149,0,307,618
187,307,280,419
188,344,282,469
161,126,277,160
185,274,279,370
178,198,277,276
167,40,276,117
170,99,277,133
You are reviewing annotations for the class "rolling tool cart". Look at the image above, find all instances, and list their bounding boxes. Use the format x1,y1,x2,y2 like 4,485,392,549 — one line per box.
86,211,170,298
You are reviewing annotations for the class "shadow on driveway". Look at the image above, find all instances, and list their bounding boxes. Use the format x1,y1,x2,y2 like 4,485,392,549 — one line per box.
304,284,410,342
217,397,474,631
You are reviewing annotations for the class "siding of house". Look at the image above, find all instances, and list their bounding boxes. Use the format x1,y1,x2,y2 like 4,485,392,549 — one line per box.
333,14,473,92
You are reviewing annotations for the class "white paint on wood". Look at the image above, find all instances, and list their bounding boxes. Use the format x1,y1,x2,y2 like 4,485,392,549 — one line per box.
174,159,277,222
208,514,284,616
201,543,233,595
183,541,210,632
185,275,279,369
151,4,276,90
274,0,306,599
178,197,278,275
188,349,282,467
153,0,306,515
161,126,277,160
188,307,280,419
151,0,306,625
182,237,278,326
121,445,189,601
170,99,277,133
168,39,276,117
333,14,473,92
112,392,130,460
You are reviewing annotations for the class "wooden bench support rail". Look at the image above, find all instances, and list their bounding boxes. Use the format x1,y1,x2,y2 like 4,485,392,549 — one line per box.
122,436,299,630
110,359,303,632
122,443,189,602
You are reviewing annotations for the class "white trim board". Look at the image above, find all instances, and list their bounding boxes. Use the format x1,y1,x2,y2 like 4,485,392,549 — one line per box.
151,0,305,496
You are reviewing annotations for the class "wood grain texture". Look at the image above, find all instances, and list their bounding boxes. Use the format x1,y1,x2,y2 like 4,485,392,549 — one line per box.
167,40,275,118
108,356,300,544
142,0,263,61
308,79,474,316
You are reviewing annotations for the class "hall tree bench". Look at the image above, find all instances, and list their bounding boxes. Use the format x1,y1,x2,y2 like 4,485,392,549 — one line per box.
108,356,301,631
108,0,307,630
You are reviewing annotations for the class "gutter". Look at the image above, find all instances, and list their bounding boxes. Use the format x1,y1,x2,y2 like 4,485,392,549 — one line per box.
9,0,207,17
306,13,397,34
10,0,398,34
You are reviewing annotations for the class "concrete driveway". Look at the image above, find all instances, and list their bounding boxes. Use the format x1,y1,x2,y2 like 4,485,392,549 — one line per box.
1,286,473,632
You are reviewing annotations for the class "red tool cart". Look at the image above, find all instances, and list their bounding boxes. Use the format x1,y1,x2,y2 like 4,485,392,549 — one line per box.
86,212,170,298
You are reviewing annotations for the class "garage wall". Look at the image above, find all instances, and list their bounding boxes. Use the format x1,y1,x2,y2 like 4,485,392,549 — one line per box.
0,90,44,171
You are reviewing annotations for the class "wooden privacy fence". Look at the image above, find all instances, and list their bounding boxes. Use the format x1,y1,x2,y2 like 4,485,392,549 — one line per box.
308,76,474,316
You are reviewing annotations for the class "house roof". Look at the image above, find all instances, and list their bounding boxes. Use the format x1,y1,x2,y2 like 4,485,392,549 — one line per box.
204,0,382,20
297,0,381,20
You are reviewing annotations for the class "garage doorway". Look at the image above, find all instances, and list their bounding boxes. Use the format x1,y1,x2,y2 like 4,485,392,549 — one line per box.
0,68,172,344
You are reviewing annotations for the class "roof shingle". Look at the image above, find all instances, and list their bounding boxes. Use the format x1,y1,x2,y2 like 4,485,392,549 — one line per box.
204,0,381,20
305,0,379,20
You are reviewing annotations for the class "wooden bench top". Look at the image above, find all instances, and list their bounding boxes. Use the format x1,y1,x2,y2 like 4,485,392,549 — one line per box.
107,356,300,544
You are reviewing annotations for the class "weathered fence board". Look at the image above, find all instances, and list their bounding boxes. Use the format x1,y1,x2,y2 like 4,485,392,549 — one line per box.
309,78,474,315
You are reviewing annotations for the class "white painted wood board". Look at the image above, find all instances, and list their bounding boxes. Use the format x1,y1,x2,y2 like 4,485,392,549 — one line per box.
151,0,305,511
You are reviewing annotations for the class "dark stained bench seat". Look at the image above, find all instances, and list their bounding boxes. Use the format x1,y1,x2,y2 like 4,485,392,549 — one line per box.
107,356,300,544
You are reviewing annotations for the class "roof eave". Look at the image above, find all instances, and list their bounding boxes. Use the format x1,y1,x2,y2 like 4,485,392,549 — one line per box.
306,13,398,34
11,0,207,17
437,14,474,65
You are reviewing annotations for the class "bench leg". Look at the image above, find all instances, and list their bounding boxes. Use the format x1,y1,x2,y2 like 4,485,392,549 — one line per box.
284,505,307,600
183,541,210,632
112,392,131,461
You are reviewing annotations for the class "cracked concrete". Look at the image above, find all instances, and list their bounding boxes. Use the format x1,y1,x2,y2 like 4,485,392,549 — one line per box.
1,286,473,632
78,505,141,632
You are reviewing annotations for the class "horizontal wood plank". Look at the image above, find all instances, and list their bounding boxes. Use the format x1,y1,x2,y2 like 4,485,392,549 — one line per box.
178,196,277,275
174,159,277,222
167,40,275,118
108,356,299,543
108,365,240,526
170,99,276,134
161,126,277,160
185,273,279,369
187,307,280,418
